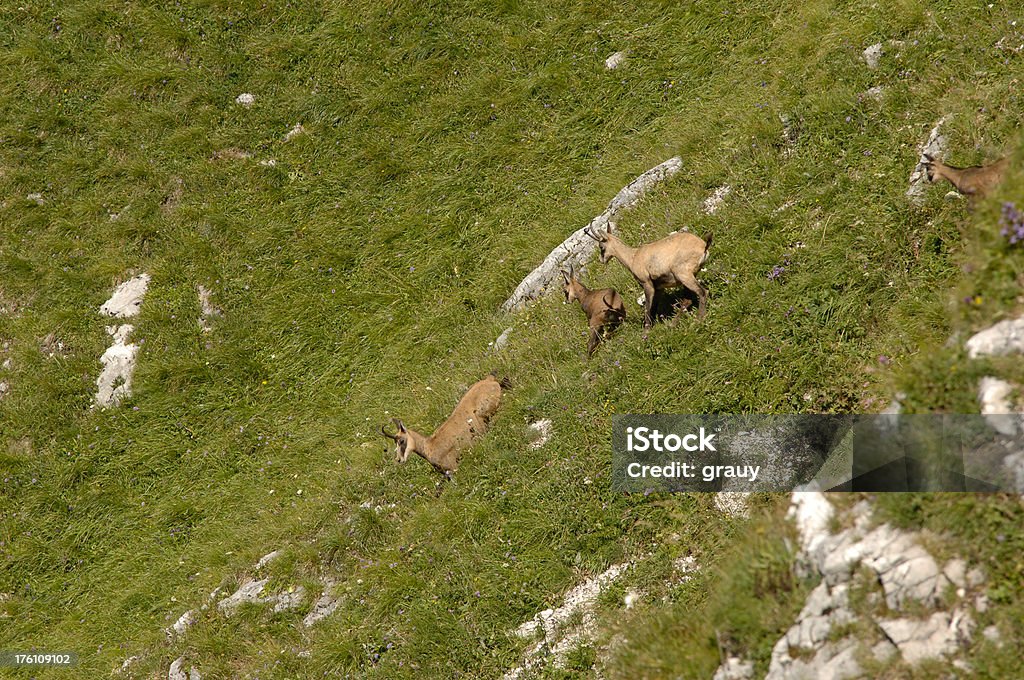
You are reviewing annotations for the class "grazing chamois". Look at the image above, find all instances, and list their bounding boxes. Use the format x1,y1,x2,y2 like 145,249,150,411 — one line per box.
585,223,712,328
922,154,1008,198
561,267,626,357
380,374,506,478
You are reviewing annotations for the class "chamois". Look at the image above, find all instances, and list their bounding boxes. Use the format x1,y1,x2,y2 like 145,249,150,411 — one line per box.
560,267,626,357
922,154,1008,198
380,374,506,478
585,223,712,328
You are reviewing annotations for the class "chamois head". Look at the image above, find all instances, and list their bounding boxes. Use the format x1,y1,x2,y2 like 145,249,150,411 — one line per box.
584,223,615,263
921,153,939,183
380,418,412,463
561,267,582,304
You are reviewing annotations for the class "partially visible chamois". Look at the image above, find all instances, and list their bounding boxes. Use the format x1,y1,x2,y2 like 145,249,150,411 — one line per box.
586,223,712,328
560,266,626,357
922,154,1008,199
380,374,507,478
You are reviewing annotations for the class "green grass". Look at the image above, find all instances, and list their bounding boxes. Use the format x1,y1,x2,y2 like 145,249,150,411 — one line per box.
2,0,1024,677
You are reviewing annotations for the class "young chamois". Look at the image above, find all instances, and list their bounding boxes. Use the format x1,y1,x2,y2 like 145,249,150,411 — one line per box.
922,154,1008,199
380,374,506,479
560,266,626,357
585,223,712,328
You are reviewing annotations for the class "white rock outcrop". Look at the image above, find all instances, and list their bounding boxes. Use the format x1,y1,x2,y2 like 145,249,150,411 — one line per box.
217,578,306,617
906,117,949,203
303,578,340,627
863,43,884,69
966,317,1024,358
978,376,1021,436
702,185,732,215
100,274,150,318
95,274,150,407
506,562,632,679
713,494,985,679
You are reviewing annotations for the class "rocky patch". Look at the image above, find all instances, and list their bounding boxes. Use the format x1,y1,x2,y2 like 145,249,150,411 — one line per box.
702,185,732,215
604,51,626,70
527,419,553,449
95,274,150,408
506,562,632,679
966,316,1024,358
715,492,988,679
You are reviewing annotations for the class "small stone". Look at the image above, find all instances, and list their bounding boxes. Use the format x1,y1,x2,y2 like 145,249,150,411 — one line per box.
235,93,255,107
168,609,195,638
983,624,1002,644
863,85,884,100
713,656,754,680
168,657,188,680
604,51,626,70
527,419,552,449
863,43,884,69
943,558,968,589
255,550,282,571
966,317,1024,358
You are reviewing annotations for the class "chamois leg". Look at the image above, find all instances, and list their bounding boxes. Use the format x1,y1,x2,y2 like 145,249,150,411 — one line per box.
587,326,601,358
678,271,708,320
642,281,657,329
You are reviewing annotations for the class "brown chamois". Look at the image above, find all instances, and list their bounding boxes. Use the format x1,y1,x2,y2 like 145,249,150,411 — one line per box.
922,154,1008,198
380,374,506,478
560,267,626,357
585,223,712,328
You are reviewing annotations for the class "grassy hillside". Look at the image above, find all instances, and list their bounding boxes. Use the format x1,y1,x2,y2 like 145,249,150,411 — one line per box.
2,0,1023,677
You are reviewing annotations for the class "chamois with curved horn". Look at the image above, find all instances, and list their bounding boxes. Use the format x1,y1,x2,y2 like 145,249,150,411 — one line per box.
380,374,507,478
560,266,626,357
585,222,712,328
922,154,1008,198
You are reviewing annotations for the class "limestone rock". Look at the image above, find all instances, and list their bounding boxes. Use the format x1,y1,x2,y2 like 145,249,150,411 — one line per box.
303,579,340,627
604,51,626,69
967,317,1024,358
863,43,884,69
713,657,754,680
217,578,269,617
100,274,150,319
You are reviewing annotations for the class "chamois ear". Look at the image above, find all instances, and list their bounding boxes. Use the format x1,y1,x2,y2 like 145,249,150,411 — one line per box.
392,417,406,433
